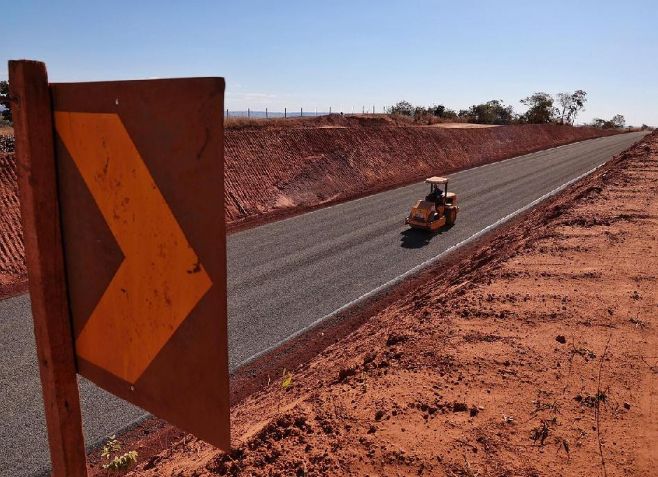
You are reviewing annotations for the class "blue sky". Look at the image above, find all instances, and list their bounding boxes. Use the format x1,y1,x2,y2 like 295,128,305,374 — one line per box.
3,0,657,125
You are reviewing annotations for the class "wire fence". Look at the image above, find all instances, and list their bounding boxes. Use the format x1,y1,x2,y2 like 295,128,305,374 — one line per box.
224,105,388,119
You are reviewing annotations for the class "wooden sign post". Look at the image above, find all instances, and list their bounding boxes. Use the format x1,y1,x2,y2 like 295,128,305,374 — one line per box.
10,59,230,477
11,59,88,477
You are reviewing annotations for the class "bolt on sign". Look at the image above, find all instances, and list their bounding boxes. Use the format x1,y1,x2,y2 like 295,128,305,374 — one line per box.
10,60,229,476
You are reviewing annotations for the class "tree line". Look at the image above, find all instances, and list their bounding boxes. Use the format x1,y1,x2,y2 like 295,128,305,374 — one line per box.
0,81,643,130
387,90,629,129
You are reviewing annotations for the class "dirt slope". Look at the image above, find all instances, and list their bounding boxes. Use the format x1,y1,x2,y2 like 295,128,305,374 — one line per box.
224,124,617,227
0,131,24,297
129,132,658,476
0,153,22,290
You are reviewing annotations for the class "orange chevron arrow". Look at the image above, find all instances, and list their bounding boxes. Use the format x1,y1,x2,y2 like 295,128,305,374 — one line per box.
54,112,212,384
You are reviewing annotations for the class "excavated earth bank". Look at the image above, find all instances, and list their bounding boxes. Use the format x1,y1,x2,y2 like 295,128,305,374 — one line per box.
125,132,658,476
224,123,617,227
0,123,616,297
0,132,23,298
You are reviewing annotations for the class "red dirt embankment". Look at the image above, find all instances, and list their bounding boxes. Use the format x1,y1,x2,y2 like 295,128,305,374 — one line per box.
131,133,658,476
224,124,617,227
0,139,24,297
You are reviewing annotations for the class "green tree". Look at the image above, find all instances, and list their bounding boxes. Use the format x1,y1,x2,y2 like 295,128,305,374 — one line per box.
428,104,457,119
610,114,625,128
0,81,10,123
466,99,514,125
458,109,472,121
388,100,414,116
557,90,587,125
413,105,428,120
591,114,625,129
520,92,558,124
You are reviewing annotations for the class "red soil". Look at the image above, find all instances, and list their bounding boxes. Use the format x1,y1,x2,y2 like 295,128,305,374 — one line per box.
126,132,658,476
224,124,617,228
0,152,25,297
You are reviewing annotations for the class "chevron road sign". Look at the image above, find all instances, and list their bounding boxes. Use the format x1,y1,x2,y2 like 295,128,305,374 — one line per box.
10,60,229,477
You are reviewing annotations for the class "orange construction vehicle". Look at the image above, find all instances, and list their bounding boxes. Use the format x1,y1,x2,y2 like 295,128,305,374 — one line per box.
405,176,459,231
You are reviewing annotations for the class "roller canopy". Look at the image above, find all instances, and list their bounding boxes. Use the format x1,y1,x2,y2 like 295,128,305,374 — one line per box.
425,176,448,185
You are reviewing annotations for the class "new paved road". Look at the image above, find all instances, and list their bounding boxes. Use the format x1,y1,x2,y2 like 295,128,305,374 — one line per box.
0,132,646,476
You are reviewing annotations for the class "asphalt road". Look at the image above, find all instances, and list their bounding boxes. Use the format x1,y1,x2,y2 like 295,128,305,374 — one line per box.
0,131,646,476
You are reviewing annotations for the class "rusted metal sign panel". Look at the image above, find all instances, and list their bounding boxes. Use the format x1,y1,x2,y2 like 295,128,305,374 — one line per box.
51,78,230,449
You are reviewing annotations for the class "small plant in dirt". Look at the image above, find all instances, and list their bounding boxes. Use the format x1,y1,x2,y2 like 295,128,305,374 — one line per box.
575,391,607,408
570,345,597,361
100,435,138,472
281,368,293,390
532,399,560,414
629,315,648,329
558,437,571,460
530,417,557,446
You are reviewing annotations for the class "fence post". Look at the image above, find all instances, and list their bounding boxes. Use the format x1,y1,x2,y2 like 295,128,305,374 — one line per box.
300,107,303,117
284,107,287,119
226,108,228,118
329,106,332,114
247,108,250,119
265,107,268,119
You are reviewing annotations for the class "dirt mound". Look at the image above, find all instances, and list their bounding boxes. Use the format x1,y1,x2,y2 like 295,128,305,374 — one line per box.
127,133,658,476
0,152,25,297
224,124,618,227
